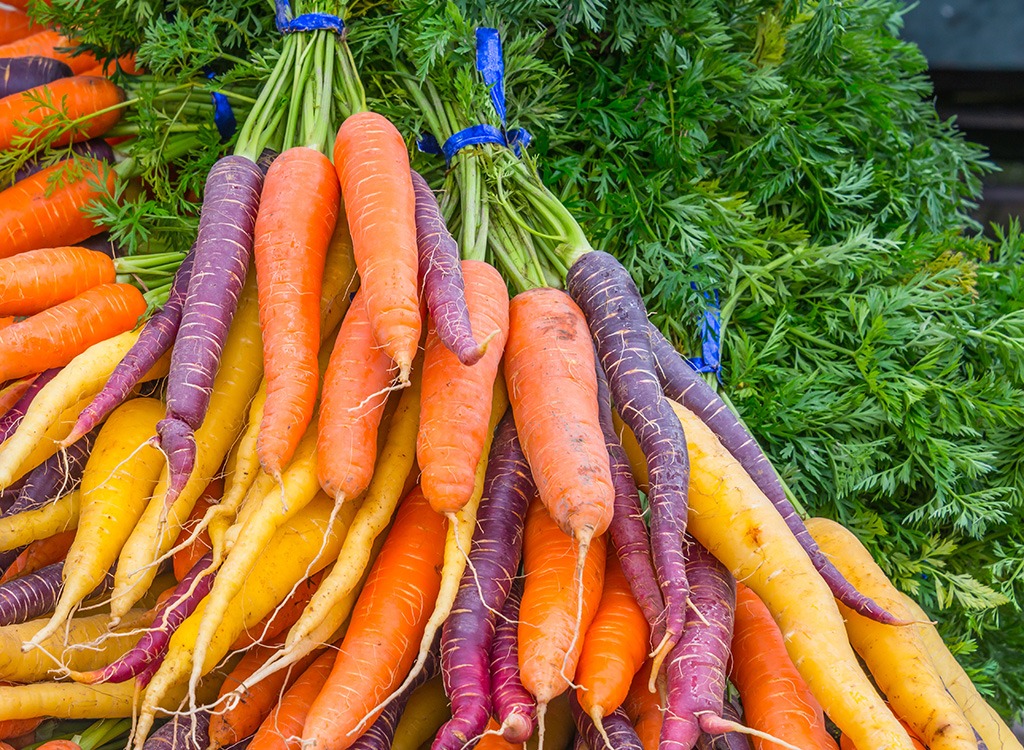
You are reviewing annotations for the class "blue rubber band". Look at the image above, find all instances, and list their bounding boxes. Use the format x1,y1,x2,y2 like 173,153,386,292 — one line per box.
686,285,722,379
275,0,345,34
205,71,236,143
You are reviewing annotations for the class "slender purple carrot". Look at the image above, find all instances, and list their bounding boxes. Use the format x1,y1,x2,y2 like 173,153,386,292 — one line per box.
696,701,753,750
351,643,441,750
12,138,115,185
661,539,736,750
142,708,211,750
6,428,98,516
156,155,263,507
567,250,689,674
0,367,60,442
411,169,484,366
434,410,535,750
255,147,278,176
570,691,644,750
0,561,113,626
74,552,215,685
64,250,195,447
0,56,72,98
490,578,536,744
646,323,903,625
595,355,665,648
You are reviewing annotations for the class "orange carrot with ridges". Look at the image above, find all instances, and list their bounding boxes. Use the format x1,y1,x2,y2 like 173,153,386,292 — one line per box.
0,31,98,74
623,662,662,750
0,247,115,316
0,9,37,46
171,478,221,582
333,112,421,383
0,76,123,152
250,647,338,750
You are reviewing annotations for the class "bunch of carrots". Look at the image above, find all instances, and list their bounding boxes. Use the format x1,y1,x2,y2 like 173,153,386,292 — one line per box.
0,5,1018,750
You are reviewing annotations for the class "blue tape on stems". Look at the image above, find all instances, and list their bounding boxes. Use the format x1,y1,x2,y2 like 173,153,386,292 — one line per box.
686,286,722,379
275,0,345,34
205,71,236,142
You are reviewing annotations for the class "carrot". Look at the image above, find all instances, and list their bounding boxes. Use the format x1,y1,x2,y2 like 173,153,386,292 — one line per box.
0,530,76,584
730,582,838,750
0,717,41,742
622,662,662,750
0,158,114,259
333,111,421,382
841,715,927,750
0,76,124,152
0,247,115,316
171,478,221,582
254,146,340,478
80,54,139,78
230,572,322,650
0,9,37,46
0,31,99,75
519,495,607,740
418,260,509,514
0,490,79,552
476,721,523,750
0,283,146,382
250,647,338,750
34,741,79,750
301,486,448,750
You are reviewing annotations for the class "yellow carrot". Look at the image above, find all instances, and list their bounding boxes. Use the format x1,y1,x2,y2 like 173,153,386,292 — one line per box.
0,490,79,551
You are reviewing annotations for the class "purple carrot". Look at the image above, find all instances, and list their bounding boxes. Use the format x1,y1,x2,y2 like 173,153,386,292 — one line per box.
256,147,278,175
0,367,60,442
411,169,485,366
351,642,441,750
595,355,666,647
0,546,23,574
489,578,537,744
76,232,120,258
646,323,903,625
12,138,115,185
0,478,26,514
0,56,72,98
156,155,263,507
696,701,753,750
64,250,195,447
0,561,114,626
6,428,98,516
661,539,736,750
142,708,211,750
570,692,644,750
434,410,535,750
567,250,689,673
76,552,215,685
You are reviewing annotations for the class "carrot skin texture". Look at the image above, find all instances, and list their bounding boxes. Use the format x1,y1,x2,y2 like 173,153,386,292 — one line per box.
141,710,210,750
12,138,114,187
254,147,339,476
490,577,536,743
0,8,38,45
624,662,663,750
0,560,112,625
0,56,71,98
0,76,123,152
250,647,336,750
158,155,263,506
0,529,75,583
411,170,482,365
0,369,58,443
435,411,533,750
570,692,644,750
0,247,115,316
0,283,146,382
0,31,98,74
351,647,441,750
333,111,421,380
6,429,96,515
696,702,753,750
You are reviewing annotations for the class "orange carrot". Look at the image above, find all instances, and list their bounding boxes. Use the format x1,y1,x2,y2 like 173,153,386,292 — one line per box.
0,283,145,382
0,31,98,75
0,317,14,331
476,719,523,750
0,76,124,152
730,582,838,750
231,572,323,650
333,112,421,383
0,530,77,584
171,478,222,582
302,486,447,750
34,741,80,750
0,158,115,259
254,147,340,478
0,716,41,741
519,496,607,730
250,647,338,750
575,550,650,728
317,288,397,501
0,246,115,316
0,375,34,417
80,54,140,78
0,9,37,46
623,662,662,750
418,260,509,514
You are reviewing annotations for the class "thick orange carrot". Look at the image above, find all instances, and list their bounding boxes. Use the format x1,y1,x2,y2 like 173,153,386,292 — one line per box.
623,662,662,750
251,647,338,750
519,496,607,726
230,572,323,650
0,283,146,382
0,31,98,75
0,246,115,316
0,9,37,46
418,260,509,514
333,112,421,382
730,582,838,750
302,486,447,750
317,288,397,501
171,478,222,582
255,147,340,478
0,530,76,584
0,716,41,741
0,76,123,152
0,158,115,259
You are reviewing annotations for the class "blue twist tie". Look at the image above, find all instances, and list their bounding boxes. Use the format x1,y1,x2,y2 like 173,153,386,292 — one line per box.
418,27,532,166
275,0,345,34
205,71,236,143
686,285,722,379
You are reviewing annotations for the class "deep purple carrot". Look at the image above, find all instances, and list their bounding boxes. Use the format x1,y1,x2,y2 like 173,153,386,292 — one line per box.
646,323,903,625
64,250,195,447
351,643,441,750
0,561,113,626
74,552,215,685
6,428,98,516
0,478,26,514
434,410,535,750
12,138,115,185
0,367,60,442
156,155,263,507
570,691,644,750
0,56,72,98
595,355,665,648
695,701,753,750
661,539,736,750
142,708,211,750
489,578,537,744
411,169,484,366
567,250,689,674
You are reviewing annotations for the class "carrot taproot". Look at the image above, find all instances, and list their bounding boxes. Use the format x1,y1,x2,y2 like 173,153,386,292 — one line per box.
0,376,34,422
730,582,838,750
0,283,145,382
333,111,421,382
623,662,662,750
352,648,441,750
172,478,221,582
0,716,41,742
389,676,450,750
254,146,339,478
301,486,448,750
0,247,115,317
0,31,98,75
491,579,537,744
250,646,338,750
0,76,124,152
0,9,37,46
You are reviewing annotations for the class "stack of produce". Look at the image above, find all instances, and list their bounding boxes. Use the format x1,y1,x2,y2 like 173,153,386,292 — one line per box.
0,0,1020,749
